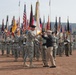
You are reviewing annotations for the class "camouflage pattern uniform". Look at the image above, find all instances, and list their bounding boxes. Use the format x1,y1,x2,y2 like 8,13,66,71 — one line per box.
10,35,15,56
19,34,26,59
53,36,58,60
5,36,11,57
1,38,5,55
41,37,48,66
24,30,36,66
64,38,70,56
34,38,40,61
13,35,20,61
58,37,64,56
0,33,6,55
69,42,73,55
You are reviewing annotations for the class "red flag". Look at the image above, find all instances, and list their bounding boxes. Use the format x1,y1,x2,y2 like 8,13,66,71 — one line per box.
7,31,10,36
46,16,50,30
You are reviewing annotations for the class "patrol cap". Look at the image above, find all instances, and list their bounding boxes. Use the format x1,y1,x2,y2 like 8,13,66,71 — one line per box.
30,25,36,28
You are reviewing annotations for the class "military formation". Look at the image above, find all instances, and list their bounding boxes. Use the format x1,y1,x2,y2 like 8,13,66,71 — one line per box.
0,25,74,68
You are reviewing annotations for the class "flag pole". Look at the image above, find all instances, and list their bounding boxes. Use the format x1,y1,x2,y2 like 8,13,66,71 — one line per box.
49,0,51,18
19,0,20,27
18,0,21,36
49,0,51,30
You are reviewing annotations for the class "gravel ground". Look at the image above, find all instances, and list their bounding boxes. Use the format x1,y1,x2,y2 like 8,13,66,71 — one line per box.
0,50,76,75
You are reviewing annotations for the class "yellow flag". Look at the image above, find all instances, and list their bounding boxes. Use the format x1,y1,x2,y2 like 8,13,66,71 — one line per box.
12,19,17,33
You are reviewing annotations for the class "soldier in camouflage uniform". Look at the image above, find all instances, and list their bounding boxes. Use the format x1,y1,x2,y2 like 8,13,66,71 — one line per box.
69,39,73,55
1,37,5,55
19,34,27,59
34,37,40,61
23,25,36,67
58,33,64,56
22,36,27,59
64,36,70,56
52,32,58,60
13,32,20,61
0,33,6,55
5,36,11,57
41,31,49,67
10,34,15,56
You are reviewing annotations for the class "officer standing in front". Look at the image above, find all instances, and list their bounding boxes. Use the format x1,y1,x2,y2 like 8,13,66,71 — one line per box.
23,25,36,67
13,32,20,61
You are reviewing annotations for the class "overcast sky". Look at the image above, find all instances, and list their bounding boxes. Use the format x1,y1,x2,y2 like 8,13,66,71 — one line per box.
0,0,76,25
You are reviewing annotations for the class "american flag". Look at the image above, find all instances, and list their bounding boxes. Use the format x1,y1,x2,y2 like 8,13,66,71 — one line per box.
23,4,27,31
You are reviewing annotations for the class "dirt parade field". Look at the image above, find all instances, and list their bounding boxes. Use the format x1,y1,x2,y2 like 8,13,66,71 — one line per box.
0,50,76,75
